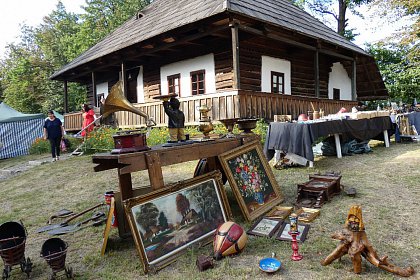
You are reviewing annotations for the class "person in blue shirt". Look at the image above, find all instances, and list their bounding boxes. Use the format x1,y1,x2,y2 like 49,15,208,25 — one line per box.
43,110,64,161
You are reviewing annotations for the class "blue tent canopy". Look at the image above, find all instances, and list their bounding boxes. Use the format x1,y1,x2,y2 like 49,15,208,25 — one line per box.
0,103,45,159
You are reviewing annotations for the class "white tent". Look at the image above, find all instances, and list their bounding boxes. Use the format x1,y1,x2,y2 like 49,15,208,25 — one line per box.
0,103,45,159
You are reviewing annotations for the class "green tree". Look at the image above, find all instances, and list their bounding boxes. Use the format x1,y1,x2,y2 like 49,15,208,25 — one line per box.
187,182,222,222
158,212,169,230
135,202,159,233
367,43,420,103
300,0,373,39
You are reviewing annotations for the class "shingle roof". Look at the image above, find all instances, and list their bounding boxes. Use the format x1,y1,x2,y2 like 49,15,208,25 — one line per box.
51,0,369,79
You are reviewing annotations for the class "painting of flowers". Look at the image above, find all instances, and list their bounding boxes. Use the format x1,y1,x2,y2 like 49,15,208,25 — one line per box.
219,141,283,221
124,171,231,274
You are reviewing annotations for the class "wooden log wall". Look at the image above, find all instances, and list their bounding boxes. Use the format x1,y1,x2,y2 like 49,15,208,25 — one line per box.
239,37,339,99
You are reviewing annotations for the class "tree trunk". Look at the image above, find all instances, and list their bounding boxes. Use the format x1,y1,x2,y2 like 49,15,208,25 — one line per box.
337,0,347,35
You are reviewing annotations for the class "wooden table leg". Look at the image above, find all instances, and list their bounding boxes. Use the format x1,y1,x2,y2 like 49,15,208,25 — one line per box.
334,134,342,158
145,152,164,190
117,171,133,237
383,130,390,147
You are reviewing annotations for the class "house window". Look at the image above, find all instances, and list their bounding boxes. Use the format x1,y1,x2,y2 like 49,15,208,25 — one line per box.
167,74,181,96
333,88,340,100
271,71,285,94
191,70,205,95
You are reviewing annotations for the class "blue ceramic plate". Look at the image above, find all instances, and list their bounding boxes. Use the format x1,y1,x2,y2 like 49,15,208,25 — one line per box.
259,257,281,273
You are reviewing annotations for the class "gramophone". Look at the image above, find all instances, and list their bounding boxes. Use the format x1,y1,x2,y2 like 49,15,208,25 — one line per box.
102,81,156,154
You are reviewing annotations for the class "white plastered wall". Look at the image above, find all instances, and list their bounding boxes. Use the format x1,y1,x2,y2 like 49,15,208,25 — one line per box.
261,56,291,94
136,66,145,103
160,53,216,97
328,62,352,100
96,82,108,98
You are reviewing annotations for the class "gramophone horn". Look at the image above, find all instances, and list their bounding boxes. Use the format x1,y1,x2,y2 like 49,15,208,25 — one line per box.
103,81,156,127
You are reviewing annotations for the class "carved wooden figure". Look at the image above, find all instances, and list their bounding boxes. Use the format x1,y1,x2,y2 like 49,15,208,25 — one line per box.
321,205,414,277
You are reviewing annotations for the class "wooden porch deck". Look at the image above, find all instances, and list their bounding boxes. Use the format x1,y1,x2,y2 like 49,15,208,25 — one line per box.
64,91,357,131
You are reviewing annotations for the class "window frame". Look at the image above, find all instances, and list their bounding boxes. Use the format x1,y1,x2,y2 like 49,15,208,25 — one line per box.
167,73,181,96
271,71,285,94
190,70,206,95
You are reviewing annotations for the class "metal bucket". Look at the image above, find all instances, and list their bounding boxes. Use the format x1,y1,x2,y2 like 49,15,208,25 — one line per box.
40,238,68,272
0,222,26,266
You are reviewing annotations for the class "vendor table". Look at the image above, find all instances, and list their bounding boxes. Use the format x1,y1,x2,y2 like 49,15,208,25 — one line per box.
92,136,257,237
264,116,392,166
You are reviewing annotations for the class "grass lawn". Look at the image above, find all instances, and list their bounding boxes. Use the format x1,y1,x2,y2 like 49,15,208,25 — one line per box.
0,140,419,279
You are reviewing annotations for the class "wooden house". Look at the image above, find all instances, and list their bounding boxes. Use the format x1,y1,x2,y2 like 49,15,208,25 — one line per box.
50,0,388,131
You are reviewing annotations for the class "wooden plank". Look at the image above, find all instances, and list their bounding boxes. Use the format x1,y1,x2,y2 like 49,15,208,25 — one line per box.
145,152,164,190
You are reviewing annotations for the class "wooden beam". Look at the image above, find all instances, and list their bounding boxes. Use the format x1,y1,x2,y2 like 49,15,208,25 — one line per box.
239,24,316,51
121,62,127,97
319,49,354,61
351,60,357,101
230,22,240,89
314,49,320,98
91,72,97,106
64,80,68,113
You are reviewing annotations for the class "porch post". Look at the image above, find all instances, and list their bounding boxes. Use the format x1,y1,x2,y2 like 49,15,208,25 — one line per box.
121,62,127,97
64,80,68,113
91,72,97,106
351,59,357,101
230,22,240,89
314,49,320,98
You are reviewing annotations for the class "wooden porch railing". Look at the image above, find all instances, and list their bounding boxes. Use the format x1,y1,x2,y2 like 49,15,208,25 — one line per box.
64,91,357,131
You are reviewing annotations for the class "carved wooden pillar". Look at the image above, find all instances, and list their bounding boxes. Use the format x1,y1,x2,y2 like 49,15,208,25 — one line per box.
314,49,320,98
230,22,240,90
63,80,68,113
91,72,97,106
351,59,357,101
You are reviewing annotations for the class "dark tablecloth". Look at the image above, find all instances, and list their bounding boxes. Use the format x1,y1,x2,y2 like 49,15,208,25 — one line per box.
264,116,392,162
407,112,420,133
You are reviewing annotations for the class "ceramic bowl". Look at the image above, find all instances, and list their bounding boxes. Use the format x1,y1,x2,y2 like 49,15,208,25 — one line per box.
259,257,281,273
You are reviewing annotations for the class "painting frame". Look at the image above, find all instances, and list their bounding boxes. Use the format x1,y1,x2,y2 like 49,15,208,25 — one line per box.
247,217,283,238
218,140,284,222
275,222,310,243
266,206,293,220
296,207,320,223
123,170,231,274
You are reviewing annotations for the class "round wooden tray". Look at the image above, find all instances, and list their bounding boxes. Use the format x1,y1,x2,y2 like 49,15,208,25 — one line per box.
152,94,178,100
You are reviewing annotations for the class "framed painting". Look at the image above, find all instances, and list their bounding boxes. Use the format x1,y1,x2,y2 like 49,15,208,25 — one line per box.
266,206,293,220
275,222,310,243
247,217,283,238
218,140,284,222
123,170,231,274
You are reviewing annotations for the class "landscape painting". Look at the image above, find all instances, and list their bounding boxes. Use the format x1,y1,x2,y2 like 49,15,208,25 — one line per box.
124,171,231,273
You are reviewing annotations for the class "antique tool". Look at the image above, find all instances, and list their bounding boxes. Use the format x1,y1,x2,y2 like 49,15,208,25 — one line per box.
196,255,214,271
47,209,74,225
321,205,414,277
36,203,103,233
0,221,32,279
40,238,74,279
47,212,105,235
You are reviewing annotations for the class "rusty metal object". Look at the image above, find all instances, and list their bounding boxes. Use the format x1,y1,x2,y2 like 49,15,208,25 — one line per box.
196,255,214,271
41,238,74,279
0,221,32,279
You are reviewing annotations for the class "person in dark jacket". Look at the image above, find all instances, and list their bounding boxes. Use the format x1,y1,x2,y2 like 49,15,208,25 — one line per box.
43,110,64,161
163,97,185,142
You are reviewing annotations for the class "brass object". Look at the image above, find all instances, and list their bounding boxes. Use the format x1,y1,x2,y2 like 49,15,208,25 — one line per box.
219,118,238,138
103,81,156,127
237,118,257,134
197,105,214,139
266,206,293,220
295,207,320,223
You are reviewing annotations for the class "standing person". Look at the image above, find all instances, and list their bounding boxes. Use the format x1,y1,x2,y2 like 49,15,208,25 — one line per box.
43,110,64,162
81,104,96,138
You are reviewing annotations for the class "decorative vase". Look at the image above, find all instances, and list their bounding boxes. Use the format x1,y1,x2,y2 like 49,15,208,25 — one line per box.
254,191,264,205
197,105,214,139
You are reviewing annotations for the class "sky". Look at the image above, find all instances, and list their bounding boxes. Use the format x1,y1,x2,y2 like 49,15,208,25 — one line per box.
0,0,85,58
0,0,410,59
